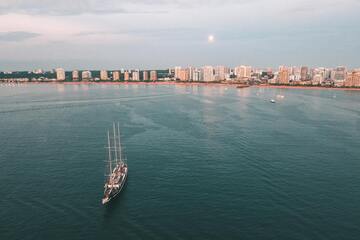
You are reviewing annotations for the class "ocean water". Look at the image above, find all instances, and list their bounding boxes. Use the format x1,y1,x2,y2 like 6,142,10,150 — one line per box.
0,83,359,240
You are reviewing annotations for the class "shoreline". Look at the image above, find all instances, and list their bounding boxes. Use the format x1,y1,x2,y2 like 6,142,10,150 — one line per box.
1,81,360,91
256,84,360,91
63,81,232,87
2,81,236,87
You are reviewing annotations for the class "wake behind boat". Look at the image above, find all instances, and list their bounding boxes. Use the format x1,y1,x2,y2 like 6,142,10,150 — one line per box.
102,123,128,205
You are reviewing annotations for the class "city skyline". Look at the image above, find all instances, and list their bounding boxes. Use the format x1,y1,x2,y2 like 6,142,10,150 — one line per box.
0,0,360,70
1,63,359,73
2,64,360,87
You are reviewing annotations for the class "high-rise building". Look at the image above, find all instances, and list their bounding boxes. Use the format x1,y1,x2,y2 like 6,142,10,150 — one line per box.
179,69,190,81
132,70,140,81
124,71,130,81
150,71,157,81
235,65,251,79
309,68,315,80
244,66,252,78
203,66,214,82
215,66,229,81
344,71,360,87
113,71,120,81
312,68,326,84
143,71,149,81
300,66,309,81
278,68,289,84
332,66,346,81
234,66,240,76
174,66,182,80
330,66,347,86
278,65,287,72
193,69,203,82
82,70,92,81
288,66,296,75
100,70,108,80
325,69,332,80
72,70,79,81
312,74,324,85
56,68,66,81
188,66,195,81
292,67,301,81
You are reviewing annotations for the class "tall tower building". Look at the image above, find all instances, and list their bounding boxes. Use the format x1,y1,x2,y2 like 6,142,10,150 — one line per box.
312,74,324,84
179,69,190,81
124,71,130,81
325,69,332,80
345,71,360,87
100,70,108,80
150,71,158,81
312,68,326,84
203,66,214,82
56,68,66,81
278,68,289,84
113,71,120,81
81,71,92,81
193,68,203,82
188,66,194,81
300,66,309,81
132,70,140,81
174,66,182,80
215,66,229,81
333,66,346,81
279,65,287,72
143,71,149,81
235,65,252,79
72,70,79,81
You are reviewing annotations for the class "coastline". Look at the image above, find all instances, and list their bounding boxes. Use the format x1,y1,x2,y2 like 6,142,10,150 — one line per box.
255,84,360,91
2,81,360,91
5,81,236,87
62,81,232,87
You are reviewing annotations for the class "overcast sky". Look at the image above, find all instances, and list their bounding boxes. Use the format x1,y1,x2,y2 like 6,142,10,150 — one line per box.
0,0,359,70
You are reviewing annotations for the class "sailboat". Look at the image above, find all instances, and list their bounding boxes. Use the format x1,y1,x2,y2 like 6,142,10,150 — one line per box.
102,123,128,205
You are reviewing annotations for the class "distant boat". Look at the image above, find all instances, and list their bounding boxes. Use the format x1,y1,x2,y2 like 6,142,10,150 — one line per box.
270,99,276,103
102,123,128,205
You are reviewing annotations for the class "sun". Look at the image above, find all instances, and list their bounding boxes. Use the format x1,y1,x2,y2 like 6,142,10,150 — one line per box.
208,35,215,43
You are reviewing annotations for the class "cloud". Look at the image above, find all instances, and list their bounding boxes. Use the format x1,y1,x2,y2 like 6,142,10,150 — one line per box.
0,0,257,15
0,1,127,15
76,27,200,36
73,27,208,43
0,31,41,41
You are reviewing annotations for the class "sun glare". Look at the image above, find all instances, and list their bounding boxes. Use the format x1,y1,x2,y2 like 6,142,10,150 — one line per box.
208,35,215,43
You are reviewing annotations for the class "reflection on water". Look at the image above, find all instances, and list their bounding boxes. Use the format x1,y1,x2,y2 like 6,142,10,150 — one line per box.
72,84,79,92
56,84,65,93
81,84,89,91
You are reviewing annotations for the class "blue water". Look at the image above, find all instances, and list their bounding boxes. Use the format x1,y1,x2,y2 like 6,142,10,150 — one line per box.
0,83,359,239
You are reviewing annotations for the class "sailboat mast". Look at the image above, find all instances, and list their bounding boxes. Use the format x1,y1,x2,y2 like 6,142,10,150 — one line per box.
107,131,112,175
113,123,118,165
117,122,122,163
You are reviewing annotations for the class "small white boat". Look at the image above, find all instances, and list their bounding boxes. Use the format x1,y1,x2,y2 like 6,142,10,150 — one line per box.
270,99,276,103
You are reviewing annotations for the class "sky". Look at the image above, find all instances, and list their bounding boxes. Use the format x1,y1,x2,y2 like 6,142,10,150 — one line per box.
0,0,359,70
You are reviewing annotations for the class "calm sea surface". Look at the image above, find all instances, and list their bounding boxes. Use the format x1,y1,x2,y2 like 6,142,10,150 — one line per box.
0,83,359,240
